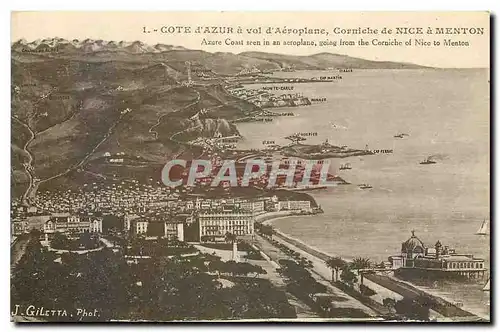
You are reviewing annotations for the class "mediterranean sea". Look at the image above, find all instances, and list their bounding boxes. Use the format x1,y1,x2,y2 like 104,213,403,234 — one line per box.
236,69,490,318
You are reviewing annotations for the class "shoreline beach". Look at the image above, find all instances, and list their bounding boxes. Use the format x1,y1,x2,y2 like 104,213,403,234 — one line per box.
260,213,487,321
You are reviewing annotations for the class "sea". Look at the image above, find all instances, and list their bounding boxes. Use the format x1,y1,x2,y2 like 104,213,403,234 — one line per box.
236,69,490,318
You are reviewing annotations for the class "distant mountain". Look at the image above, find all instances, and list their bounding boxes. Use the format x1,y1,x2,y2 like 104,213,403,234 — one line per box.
11,37,187,54
11,38,426,70
239,51,426,69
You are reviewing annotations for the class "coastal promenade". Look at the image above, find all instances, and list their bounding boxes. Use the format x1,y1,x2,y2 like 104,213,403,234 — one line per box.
255,211,300,224
251,233,379,318
259,215,485,321
365,274,486,321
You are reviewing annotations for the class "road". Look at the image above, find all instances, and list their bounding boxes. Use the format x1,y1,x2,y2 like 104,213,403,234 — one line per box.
151,90,201,141
252,234,377,317
99,236,116,248
197,241,320,318
12,116,35,205
11,236,29,271
30,108,132,198
13,87,102,202
365,274,482,319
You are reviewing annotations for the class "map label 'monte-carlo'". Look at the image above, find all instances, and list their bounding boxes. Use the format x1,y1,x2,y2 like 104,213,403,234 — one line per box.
10,11,490,323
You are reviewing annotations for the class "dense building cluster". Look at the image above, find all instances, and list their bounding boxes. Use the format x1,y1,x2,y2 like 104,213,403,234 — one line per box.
11,179,312,243
227,87,311,108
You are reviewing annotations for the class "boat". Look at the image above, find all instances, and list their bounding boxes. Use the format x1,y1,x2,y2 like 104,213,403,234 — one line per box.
476,219,489,235
331,123,348,130
358,184,372,189
339,163,352,170
420,157,437,165
394,133,409,139
483,278,490,291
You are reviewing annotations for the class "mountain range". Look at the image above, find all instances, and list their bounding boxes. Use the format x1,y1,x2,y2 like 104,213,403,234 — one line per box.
12,38,425,73
12,37,187,53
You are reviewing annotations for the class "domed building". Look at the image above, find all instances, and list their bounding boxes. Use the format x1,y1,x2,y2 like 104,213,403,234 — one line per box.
401,230,425,261
388,231,486,279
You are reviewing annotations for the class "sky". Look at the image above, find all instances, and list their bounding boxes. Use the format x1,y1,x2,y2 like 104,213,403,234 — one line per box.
11,11,490,68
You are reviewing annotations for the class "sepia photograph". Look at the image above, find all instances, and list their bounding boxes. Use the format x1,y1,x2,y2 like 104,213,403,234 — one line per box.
9,11,490,323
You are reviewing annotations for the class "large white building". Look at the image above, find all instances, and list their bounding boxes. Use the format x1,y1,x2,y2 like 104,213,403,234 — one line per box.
43,215,103,240
389,231,487,278
239,200,265,214
198,211,255,241
277,200,312,212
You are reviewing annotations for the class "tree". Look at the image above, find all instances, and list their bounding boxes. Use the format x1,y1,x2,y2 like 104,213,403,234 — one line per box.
383,298,397,312
326,256,345,282
394,296,430,321
234,262,267,277
260,225,274,238
225,232,237,244
339,267,358,286
51,233,69,250
79,232,99,249
350,257,371,284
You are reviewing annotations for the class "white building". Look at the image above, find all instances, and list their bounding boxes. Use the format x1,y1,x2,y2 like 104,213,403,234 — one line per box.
239,200,265,214
133,220,149,235
43,215,103,239
165,221,185,242
278,200,312,212
124,214,140,231
198,211,255,241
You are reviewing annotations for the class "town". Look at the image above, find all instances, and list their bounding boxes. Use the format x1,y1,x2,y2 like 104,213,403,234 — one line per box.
11,178,314,242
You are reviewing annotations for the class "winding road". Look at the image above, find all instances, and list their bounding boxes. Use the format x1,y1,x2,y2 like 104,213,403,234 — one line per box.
13,87,79,204
36,110,132,186
12,116,35,206
15,82,244,202
150,90,201,141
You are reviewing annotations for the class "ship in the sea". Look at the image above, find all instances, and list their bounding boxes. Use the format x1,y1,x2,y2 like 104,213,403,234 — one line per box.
358,183,372,189
394,133,409,139
389,231,487,280
420,157,437,165
475,219,489,235
339,163,352,170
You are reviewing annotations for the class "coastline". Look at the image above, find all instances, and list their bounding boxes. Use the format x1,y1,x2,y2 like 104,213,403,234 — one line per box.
233,68,489,321
258,213,486,321
259,213,346,263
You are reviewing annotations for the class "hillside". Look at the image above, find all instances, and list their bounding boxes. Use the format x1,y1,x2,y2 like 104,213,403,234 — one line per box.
11,51,257,197
11,38,425,198
239,51,425,69
12,38,426,75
